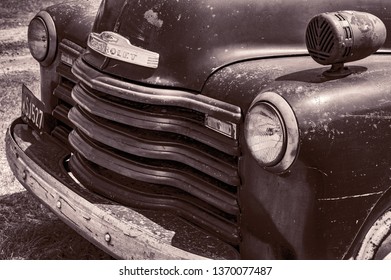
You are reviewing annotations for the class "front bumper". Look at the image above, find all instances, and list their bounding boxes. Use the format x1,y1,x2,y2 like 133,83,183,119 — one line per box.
5,118,238,259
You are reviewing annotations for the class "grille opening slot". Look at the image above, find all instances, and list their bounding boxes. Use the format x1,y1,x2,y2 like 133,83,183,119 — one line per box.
60,76,76,89
344,26,353,39
52,70,76,144
343,46,352,57
335,13,346,21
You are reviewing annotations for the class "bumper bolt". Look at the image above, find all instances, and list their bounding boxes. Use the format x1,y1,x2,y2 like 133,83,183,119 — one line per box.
56,201,62,209
105,233,111,243
22,170,27,180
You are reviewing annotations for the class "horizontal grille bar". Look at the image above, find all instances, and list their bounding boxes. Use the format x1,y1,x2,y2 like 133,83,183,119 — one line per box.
69,153,240,245
69,106,240,186
69,130,238,214
72,83,239,156
72,58,242,123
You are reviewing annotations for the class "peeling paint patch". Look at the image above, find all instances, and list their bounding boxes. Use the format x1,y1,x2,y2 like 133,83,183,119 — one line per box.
144,10,163,28
351,14,374,33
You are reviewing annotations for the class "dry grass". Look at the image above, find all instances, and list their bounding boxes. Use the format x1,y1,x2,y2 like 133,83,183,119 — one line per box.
0,191,113,260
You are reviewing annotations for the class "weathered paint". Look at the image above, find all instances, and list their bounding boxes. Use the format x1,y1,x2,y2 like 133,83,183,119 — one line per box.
203,54,391,259
84,0,391,91
45,1,102,47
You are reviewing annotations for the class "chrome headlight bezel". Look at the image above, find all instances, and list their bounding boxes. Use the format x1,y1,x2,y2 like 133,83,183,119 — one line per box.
28,11,57,66
245,92,299,173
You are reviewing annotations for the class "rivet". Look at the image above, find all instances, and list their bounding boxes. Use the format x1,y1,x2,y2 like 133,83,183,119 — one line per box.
105,233,111,242
56,201,62,209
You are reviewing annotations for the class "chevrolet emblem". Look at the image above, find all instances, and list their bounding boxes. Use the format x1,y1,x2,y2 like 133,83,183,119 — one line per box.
87,31,159,69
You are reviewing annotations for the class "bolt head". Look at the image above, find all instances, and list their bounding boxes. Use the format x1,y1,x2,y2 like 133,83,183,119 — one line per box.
105,233,111,242
56,201,62,209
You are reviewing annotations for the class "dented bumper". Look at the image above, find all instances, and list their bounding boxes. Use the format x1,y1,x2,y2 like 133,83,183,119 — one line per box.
5,119,237,260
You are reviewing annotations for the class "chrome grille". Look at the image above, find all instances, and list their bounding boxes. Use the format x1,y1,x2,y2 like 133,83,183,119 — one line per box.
52,43,242,245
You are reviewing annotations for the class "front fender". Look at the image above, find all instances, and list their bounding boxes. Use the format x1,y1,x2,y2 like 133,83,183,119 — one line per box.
44,0,102,47
202,54,391,259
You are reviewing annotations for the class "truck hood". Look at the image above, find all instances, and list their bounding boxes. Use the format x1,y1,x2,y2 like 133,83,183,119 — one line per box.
83,0,391,91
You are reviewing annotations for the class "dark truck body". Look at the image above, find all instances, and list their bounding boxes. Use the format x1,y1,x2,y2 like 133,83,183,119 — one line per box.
6,0,391,259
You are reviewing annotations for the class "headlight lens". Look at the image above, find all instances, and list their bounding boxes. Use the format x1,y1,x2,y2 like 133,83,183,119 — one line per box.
27,11,57,66
245,102,286,167
28,17,49,62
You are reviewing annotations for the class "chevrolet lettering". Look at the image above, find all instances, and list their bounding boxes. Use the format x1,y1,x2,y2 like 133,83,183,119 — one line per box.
88,31,159,68
6,0,391,260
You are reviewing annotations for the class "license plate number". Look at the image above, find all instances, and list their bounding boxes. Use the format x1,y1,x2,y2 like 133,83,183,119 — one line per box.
21,85,44,131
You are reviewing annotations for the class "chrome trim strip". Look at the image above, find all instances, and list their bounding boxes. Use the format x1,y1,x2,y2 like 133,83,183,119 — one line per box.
72,57,242,123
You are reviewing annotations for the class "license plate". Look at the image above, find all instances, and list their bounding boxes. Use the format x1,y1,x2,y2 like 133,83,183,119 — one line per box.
21,85,44,131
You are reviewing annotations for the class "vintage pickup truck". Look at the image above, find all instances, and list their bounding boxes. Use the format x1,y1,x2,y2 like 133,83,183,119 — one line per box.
6,0,391,259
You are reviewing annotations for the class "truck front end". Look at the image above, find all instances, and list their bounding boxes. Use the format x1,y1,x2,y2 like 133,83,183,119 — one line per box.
6,0,391,259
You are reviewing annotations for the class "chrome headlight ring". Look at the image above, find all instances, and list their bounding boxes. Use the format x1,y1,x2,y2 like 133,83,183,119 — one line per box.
28,11,57,66
245,92,299,173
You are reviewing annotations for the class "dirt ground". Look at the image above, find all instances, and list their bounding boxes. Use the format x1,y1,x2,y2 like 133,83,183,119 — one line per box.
0,14,38,196
0,0,112,259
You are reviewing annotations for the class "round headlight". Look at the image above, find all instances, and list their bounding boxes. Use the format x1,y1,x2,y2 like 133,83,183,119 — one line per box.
27,11,57,66
28,17,49,62
245,92,299,173
245,103,286,166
